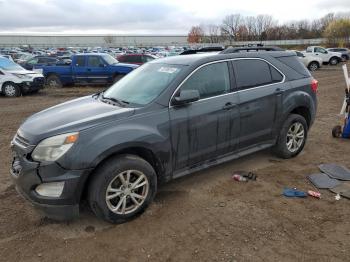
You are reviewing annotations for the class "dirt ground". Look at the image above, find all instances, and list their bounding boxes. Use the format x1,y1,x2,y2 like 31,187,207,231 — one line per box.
1,64,350,262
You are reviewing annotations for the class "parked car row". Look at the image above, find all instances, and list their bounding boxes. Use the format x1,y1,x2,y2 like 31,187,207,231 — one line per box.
0,44,348,97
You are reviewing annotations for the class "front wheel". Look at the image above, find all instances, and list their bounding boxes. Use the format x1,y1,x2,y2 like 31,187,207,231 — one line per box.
3,82,21,97
46,75,62,88
273,114,308,159
88,154,157,224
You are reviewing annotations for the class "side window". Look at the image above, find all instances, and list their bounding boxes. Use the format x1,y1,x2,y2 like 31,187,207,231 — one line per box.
180,62,230,99
142,55,154,63
88,56,103,67
315,47,327,54
233,59,278,89
270,65,283,83
75,56,85,66
306,47,312,53
27,58,39,65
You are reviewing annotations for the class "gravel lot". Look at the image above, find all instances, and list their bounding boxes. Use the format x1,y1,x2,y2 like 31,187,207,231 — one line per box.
1,64,350,261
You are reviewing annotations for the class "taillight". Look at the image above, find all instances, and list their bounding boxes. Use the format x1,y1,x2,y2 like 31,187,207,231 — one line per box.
311,79,318,93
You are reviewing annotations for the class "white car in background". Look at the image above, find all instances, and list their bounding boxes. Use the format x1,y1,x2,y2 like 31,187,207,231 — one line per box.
0,57,45,97
293,51,323,71
304,46,343,65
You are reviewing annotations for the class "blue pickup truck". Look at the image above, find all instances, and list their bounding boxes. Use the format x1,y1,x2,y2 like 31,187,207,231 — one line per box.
41,53,138,88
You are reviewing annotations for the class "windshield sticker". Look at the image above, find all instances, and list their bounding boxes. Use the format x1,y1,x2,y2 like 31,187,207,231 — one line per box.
158,67,178,74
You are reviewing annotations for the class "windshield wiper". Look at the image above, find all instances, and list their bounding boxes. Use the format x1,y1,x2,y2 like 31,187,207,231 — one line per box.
101,95,129,106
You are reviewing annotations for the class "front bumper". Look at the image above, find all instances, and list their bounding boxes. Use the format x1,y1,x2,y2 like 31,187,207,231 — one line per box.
19,77,45,92
10,135,92,220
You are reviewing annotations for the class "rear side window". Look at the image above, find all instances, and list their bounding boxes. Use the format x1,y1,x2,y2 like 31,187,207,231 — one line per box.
233,59,282,89
276,56,310,77
75,56,85,66
124,56,141,63
181,62,230,99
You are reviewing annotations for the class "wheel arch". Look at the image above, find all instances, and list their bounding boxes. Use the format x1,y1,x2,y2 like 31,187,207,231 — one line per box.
290,106,311,127
80,145,165,202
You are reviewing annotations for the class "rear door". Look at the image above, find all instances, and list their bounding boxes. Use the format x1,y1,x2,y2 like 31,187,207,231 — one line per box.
232,59,284,149
72,56,88,84
169,61,240,172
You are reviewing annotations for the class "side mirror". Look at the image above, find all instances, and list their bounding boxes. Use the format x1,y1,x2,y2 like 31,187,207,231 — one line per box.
324,51,328,54
172,90,200,106
99,63,106,67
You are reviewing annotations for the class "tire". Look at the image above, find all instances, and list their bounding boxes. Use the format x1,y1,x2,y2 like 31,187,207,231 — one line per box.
46,74,62,88
341,55,349,61
3,82,21,97
88,154,157,224
329,57,339,66
308,61,319,71
273,114,308,159
113,74,124,83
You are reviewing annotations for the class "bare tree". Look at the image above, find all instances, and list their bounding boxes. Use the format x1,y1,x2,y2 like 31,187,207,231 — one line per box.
207,24,221,43
221,14,242,43
187,26,204,43
104,35,114,46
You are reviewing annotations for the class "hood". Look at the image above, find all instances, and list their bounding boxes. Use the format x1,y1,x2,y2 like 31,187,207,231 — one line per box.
112,62,139,69
18,95,135,144
329,51,342,57
7,69,43,77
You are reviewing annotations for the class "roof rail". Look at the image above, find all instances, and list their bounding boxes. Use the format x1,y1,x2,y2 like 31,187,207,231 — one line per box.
180,46,224,55
220,46,285,54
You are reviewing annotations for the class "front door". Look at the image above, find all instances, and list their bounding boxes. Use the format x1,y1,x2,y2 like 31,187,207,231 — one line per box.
86,56,109,84
169,61,240,172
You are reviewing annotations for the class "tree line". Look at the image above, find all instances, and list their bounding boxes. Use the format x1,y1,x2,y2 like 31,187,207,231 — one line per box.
187,12,350,46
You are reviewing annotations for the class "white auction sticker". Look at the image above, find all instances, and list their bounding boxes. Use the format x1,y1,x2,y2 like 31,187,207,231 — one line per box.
158,67,178,74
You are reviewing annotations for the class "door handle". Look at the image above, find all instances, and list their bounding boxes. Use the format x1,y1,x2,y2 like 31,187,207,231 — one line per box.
222,102,236,110
275,88,284,94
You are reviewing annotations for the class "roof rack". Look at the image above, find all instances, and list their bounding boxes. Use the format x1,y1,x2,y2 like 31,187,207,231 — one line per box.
220,45,285,54
180,46,224,55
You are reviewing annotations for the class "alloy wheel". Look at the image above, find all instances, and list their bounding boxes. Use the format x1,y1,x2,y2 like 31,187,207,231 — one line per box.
4,84,16,97
105,170,149,215
286,122,305,153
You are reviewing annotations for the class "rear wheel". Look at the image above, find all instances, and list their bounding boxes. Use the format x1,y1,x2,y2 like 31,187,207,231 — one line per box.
46,75,62,88
329,57,339,65
3,82,21,97
88,154,157,224
273,114,308,159
308,61,319,71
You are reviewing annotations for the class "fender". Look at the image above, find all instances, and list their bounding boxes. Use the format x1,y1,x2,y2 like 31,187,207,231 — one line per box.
58,110,172,180
272,90,316,138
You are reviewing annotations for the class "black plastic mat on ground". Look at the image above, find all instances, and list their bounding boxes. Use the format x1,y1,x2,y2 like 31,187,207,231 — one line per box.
308,173,342,189
330,183,350,199
319,163,350,181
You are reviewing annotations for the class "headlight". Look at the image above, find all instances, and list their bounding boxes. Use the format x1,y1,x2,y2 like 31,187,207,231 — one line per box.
32,132,79,162
12,73,29,79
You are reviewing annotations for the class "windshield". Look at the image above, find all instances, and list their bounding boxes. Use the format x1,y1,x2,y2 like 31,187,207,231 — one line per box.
103,63,185,106
0,58,24,71
103,54,118,65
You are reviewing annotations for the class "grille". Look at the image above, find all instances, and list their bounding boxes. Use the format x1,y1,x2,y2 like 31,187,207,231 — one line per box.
14,133,30,148
33,77,45,85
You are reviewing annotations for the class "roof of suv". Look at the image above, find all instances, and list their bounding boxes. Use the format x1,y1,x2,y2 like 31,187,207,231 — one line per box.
151,51,296,66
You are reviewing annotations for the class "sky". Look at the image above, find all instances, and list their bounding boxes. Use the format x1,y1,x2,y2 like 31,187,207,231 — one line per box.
0,0,349,34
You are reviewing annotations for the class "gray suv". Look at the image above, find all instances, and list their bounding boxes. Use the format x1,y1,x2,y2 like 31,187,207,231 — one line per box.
10,51,317,223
